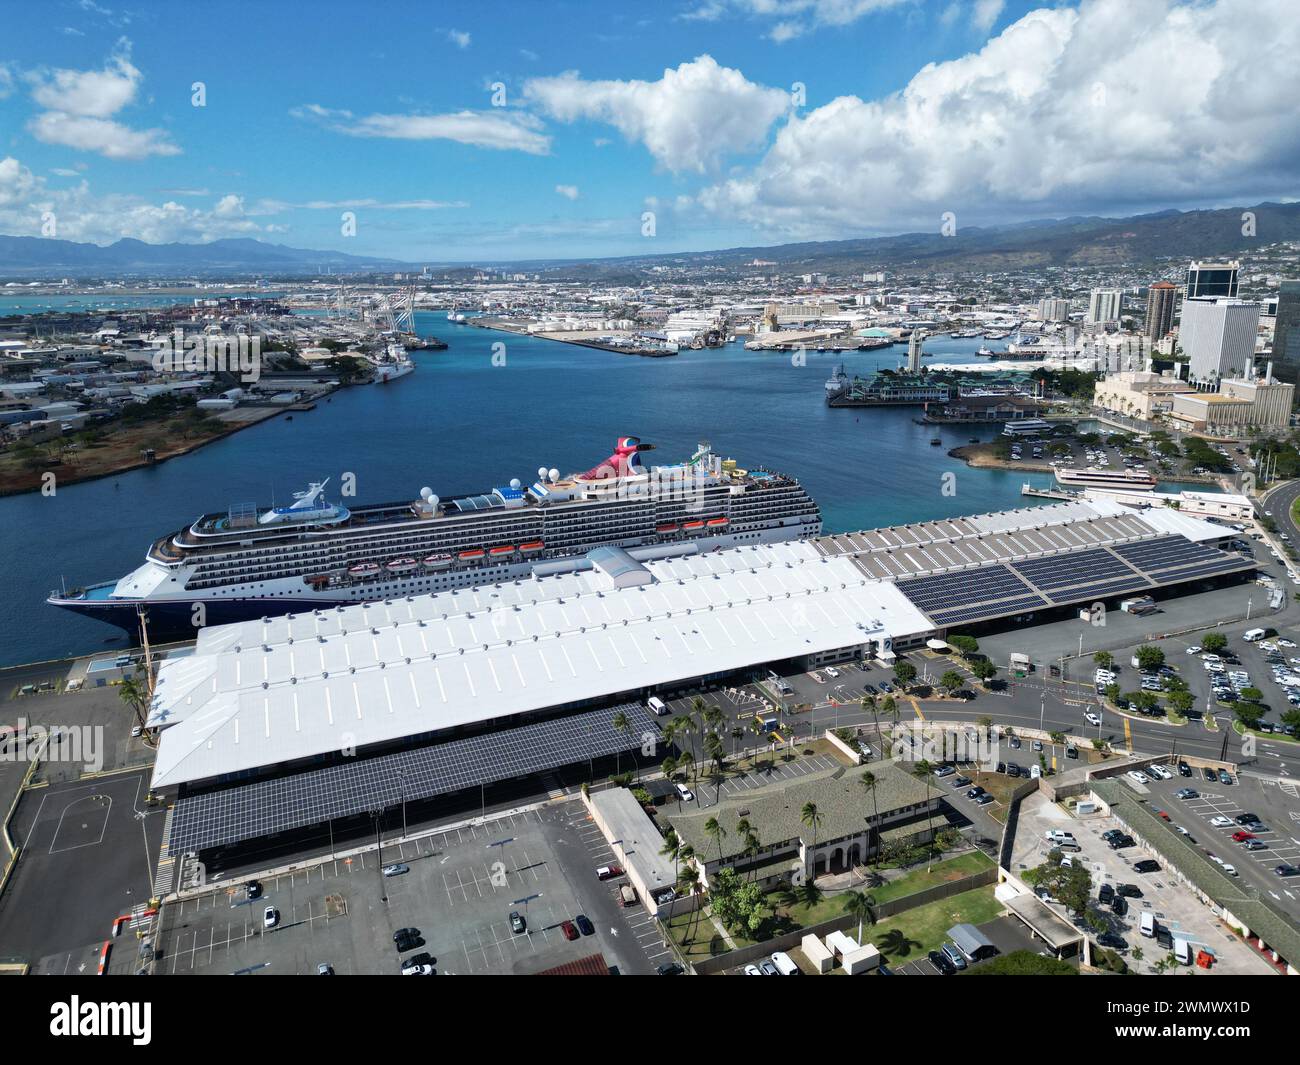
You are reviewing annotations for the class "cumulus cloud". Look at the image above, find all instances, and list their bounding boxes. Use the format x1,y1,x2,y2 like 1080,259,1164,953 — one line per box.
682,0,906,40
524,55,790,173
23,43,180,159
0,156,276,243
446,29,471,49
28,111,180,160
555,184,579,200
698,0,1300,237
292,103,551,154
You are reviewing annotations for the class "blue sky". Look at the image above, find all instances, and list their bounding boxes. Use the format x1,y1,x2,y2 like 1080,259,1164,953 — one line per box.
0,0,1295,262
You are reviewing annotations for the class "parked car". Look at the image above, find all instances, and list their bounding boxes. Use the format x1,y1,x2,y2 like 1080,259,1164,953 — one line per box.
510,911,526,934
1274,864,1300,878
928,949,956,975
1098,883,1114,904
1085,711,1102,726
263,906,279,929
975,793,994,806
1111,894,1128,917
401,962,434,976
966,786,986,799
1133,859,1162,873
1230,830,1256,842
1201,766,1217,781
560,920,579,941
657,962,686,976
575,914,595,936
1126,770,1150,785
596,864,624,881
1115,883,1143,898
1097,931,1127,950
1217,769,1235,785
1233,813,1261,825
246,881,263,900
952,775,972,788
1175,788,1199,800
1209,816,1233,827
675,782,695,802
382,863,409,878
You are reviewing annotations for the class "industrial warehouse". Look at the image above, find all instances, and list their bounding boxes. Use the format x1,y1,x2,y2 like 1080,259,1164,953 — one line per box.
147,499,1257,859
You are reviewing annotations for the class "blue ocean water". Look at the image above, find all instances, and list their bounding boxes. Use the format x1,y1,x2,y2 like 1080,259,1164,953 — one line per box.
0,315,1196,666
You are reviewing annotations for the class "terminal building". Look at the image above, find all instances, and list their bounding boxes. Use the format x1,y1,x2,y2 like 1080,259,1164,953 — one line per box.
148,501,1256,860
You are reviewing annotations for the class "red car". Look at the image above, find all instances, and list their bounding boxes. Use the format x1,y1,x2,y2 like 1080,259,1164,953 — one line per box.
1156,810,1171,822
596,864,624,881
1231,830,1256,842
560,920,579,941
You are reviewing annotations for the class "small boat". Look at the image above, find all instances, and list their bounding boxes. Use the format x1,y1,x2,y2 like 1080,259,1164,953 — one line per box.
347,562,381,578
656,523,680,533
706,517,729,527
458,548,485,560
386,557,419,574
682,520,705,530
519,541,544,553
422,554,452,569
489,545,516,556
930,437,942,446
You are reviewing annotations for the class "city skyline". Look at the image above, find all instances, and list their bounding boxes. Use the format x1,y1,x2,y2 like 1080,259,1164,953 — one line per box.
0,0,1297,261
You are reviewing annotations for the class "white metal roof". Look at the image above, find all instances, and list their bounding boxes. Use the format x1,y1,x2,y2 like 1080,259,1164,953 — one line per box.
150,542,932,790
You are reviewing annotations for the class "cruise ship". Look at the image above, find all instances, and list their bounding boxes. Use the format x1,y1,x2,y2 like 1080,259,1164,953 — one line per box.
1054,466,1157,491
49,437,823,635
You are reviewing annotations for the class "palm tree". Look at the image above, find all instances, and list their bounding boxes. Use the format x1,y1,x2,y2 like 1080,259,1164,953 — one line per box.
118,672,152,740
841,890,878,944
611,710,630,777
801,801,823,882
704,816,727,866
860,770,881,875
659,829,682,882
911,760,937,871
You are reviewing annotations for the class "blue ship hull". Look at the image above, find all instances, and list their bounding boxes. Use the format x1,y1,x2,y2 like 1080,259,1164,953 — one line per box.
48,593,353,639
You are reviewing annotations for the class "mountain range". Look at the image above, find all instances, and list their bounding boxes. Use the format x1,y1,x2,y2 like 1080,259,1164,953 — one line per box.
1,200,1297,278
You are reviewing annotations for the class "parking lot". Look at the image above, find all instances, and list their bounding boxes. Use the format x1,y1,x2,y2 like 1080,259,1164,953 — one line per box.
1011,792,1274,974
152,799,675,975
1133,770,1300,921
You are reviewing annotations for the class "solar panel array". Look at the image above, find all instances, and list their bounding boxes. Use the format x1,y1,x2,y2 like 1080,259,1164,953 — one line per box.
168,702,658,854
896,534,1254,628
894,565,1047,627
1010,548,1140,591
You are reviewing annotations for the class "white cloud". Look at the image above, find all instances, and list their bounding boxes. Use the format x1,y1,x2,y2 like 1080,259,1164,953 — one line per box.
50,167,81,177
292,104,551,154
28,111,181,160
682,0,907,40
524,55,790,173
971,0,1005,33
446,29,471,49
0,156,274,243
0,64,14,99
23,43,180,159
555,184,579,200
28,47,140,117
699,0,1300,237
252,196,468,211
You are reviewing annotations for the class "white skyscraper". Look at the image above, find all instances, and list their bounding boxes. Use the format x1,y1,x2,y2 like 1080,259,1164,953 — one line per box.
1037,298,1070,322
907,329,925,372
1180,298,1260,384
1087,289,1122,324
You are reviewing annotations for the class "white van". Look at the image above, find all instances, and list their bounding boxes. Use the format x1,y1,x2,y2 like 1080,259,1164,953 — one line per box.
647,696,669,716
1243,628,1266,642
1139,912,1157,938
770,951,801,975
1173,938,1193,965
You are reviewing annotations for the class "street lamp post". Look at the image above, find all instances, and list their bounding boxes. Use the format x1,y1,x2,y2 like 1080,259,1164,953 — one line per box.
371,809,387,904
396,770,408,841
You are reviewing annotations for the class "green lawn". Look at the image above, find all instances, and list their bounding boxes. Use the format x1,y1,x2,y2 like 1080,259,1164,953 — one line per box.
863,887,1004,963
869,851,995,904
664,910,755,960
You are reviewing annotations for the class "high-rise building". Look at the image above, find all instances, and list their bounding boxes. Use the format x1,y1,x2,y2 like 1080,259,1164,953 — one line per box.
1037,298,1070,322
1185,260,1239,300
1180,297,1260,384
906,329,924,372
1270,279,1300,384
1144,282,1177,339
1087,289,1122,324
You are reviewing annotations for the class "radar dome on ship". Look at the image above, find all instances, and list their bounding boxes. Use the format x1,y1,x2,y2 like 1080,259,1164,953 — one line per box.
420,487,433,500
549,468,558,482
509,477,521,490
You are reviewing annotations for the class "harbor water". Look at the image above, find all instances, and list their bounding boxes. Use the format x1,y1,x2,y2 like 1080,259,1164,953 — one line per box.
0,317,1202,667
